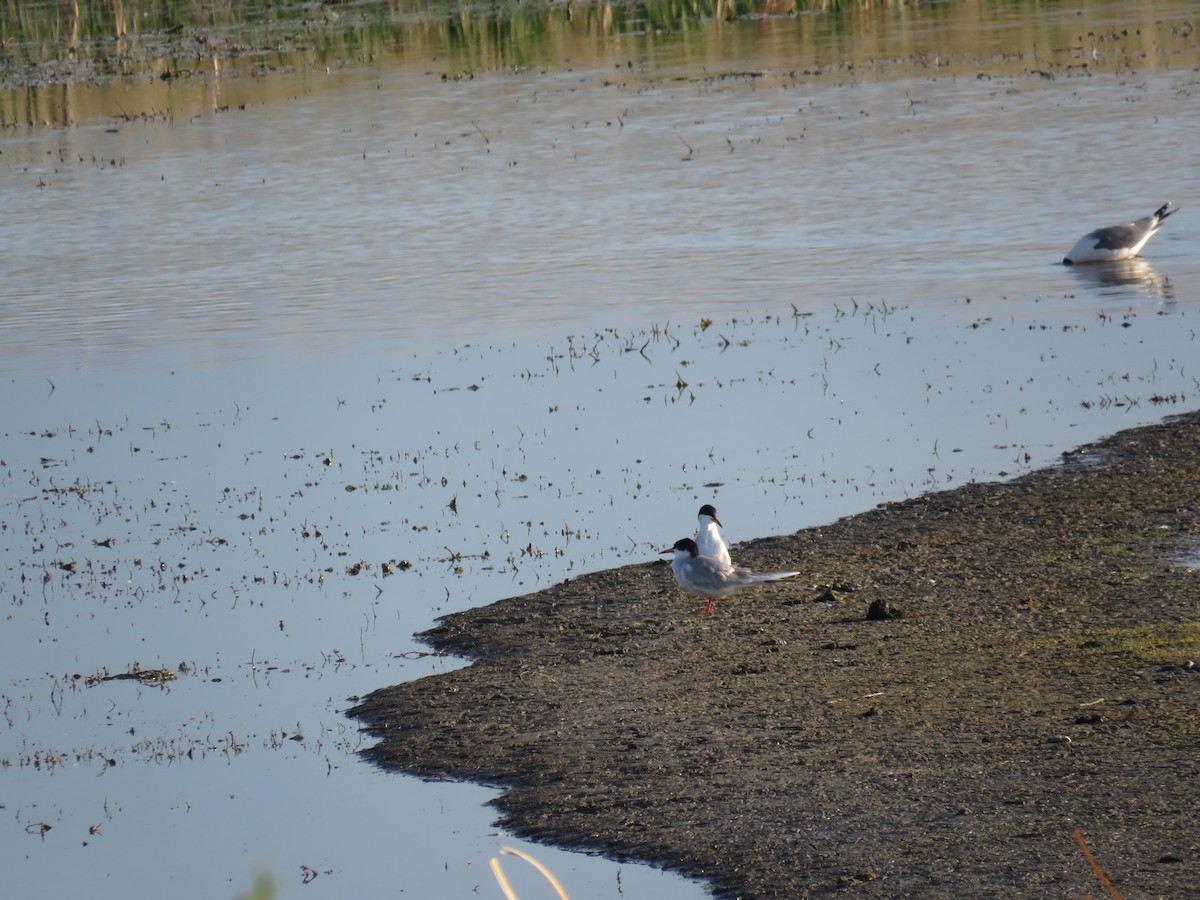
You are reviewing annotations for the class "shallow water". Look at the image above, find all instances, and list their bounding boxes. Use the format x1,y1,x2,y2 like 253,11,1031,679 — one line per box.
2,1,1199,897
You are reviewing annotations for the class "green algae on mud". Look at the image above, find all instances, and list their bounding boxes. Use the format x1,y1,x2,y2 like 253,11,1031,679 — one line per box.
351,411,1200,898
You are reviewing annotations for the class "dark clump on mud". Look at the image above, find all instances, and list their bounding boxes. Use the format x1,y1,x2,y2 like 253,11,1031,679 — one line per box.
351,413,1200,898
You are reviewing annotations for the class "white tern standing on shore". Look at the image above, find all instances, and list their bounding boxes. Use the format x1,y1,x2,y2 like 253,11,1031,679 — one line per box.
663,538,800,613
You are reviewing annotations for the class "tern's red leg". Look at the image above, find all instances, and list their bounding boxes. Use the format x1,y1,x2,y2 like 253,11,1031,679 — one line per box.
705,598,714,613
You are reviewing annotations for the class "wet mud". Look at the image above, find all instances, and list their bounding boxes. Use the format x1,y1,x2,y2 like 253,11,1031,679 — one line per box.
351,412,1200,898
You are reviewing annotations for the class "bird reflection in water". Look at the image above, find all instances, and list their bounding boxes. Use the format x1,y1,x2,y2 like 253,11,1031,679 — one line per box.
1066,257,1175,303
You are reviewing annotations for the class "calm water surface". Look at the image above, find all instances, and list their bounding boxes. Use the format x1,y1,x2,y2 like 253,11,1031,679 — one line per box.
2,1,1199,897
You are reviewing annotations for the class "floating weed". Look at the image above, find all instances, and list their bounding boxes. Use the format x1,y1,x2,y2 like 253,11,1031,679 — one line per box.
88,666,178,687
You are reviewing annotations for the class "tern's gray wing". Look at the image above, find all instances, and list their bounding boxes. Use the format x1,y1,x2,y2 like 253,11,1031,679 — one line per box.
730,565,800,586
674,556,735,594
675,555,799,598
1088,222,1145,252
751,569,801,583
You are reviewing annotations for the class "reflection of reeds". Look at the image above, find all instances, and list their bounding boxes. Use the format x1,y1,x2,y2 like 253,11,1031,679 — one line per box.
2,0,1190,80
3,0,1198,127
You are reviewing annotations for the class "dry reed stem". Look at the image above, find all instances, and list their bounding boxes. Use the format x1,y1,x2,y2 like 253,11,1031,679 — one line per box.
1074,827,1124,900
489,846,570,900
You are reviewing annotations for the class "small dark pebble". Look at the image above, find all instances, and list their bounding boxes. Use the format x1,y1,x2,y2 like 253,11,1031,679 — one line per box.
865,597,901,620
811,586,847,603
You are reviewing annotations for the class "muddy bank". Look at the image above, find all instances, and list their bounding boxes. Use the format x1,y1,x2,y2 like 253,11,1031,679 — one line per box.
351,413,1200,898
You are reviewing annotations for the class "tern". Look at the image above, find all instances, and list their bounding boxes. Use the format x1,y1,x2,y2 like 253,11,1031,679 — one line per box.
1063,202,1178,264
695,504,732,566
663,537,800,613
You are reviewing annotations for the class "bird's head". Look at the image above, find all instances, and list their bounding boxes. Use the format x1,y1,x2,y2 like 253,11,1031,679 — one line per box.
662,538,699,558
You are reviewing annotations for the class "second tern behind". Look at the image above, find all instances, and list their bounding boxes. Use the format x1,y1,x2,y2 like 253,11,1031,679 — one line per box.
695,504,732,566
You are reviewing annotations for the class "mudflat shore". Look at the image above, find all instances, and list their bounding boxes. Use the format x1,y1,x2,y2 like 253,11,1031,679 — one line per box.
351,412,1200,898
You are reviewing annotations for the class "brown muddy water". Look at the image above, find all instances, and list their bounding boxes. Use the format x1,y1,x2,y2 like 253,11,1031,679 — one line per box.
1,1,1199,897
